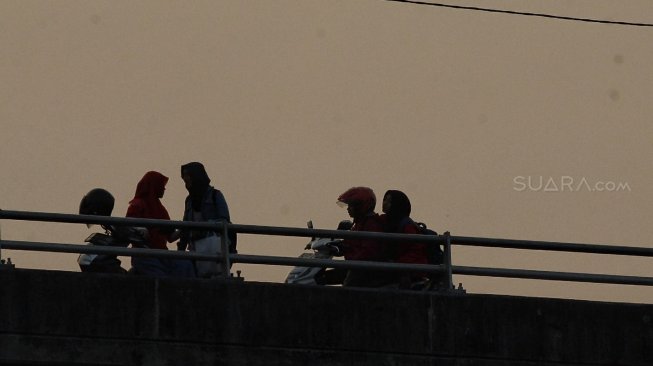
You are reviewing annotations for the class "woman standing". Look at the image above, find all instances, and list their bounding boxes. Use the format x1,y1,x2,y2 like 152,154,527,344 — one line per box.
126,171,194,277
178,162,234,277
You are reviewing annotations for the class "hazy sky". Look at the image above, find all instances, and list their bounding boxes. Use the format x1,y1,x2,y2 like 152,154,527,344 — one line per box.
1,1,652,303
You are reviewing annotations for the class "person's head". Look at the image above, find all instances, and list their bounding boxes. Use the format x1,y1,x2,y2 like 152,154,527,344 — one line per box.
181,162,211,193
79,188,115,216
134,171,168,200
382,190,411,220
337,186,376,219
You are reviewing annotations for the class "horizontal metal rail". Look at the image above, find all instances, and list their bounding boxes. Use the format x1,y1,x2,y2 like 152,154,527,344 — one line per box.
2,209,653,288
0,240,446,274
451,236,653,257
1,240,220,261
0,210,441,243
452,266,653,286
3,239,651,286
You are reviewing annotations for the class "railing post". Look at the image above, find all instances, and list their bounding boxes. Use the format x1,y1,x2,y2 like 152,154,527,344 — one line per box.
444,231,454,290
220,221,231,278
0,221,15,270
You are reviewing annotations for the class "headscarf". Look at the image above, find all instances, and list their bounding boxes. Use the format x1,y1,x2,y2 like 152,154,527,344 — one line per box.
129,171,170,220
181,162,211,209
383,190,412,232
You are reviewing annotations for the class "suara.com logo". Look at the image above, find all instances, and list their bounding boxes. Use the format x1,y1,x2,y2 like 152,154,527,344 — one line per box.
513,176,631,192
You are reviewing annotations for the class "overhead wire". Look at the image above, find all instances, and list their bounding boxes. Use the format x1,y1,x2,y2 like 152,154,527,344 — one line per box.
382,0,653,27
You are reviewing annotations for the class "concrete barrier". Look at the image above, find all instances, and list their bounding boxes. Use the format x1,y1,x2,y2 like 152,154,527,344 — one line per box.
1,269,651,365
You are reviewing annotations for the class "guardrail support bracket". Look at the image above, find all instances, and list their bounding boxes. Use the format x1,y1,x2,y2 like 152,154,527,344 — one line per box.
0,258,15,270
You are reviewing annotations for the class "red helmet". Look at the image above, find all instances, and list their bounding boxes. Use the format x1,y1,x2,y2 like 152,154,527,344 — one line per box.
337,187,376,213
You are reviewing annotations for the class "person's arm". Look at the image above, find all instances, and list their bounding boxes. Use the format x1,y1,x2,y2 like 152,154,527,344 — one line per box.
342,217,385,261
121,201,151,247
125,200,144,218
213,190,231,222
167,229,181,243
177,197,190,250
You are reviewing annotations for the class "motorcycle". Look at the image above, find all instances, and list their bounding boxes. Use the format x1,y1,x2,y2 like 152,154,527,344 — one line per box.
285,220,464,292
284,220,350,285
77,188,151,274
78,225,148,274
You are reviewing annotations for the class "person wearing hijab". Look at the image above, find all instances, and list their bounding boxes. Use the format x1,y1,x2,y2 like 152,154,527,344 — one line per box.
381,190,429,287
126,171,194,277
178,162,234,277
126,171,173,250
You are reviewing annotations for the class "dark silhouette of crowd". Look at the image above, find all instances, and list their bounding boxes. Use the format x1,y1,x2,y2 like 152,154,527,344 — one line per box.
78,166,434,287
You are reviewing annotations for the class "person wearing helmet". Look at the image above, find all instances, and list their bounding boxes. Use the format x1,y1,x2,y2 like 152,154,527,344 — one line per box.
77,188,138,273
79,188,115,217
336,186,394,287
126,171,194,277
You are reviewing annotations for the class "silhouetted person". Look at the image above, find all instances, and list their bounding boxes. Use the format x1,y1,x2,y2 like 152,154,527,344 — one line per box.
336,186,393,287
126,171,194,277
381,190,428,288
178,162,235,277
78,188,132,274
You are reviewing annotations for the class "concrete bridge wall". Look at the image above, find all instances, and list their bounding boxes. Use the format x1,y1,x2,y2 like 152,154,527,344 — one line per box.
0,269,651,365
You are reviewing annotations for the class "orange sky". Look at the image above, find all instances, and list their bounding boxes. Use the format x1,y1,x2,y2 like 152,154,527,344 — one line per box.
1,0,652,303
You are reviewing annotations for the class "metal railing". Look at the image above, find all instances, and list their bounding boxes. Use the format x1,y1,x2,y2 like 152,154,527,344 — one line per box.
1,209,653,289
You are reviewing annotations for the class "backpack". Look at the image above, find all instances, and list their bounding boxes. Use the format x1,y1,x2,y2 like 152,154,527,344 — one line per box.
211,189,238,253
414,222,443,265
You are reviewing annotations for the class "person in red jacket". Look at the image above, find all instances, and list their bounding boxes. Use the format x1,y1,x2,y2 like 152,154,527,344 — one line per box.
336,186,394,287
380,190,428,287
126,171,173,250
126,171,194,277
